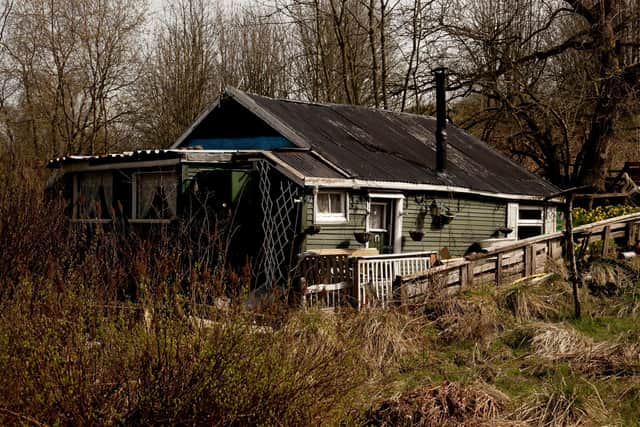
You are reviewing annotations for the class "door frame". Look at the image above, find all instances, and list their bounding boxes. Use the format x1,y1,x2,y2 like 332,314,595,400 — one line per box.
366,193,404,253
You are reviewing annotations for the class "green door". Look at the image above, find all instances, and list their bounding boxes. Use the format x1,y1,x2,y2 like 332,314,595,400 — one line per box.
369,201,393,253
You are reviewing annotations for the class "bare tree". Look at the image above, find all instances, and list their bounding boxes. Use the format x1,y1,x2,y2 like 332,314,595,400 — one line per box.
442,0,640,190
3,0,146,158
135,0,218,148
284,0,398,106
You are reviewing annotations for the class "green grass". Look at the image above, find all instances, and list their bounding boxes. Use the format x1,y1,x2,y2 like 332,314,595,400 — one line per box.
571,315,640,341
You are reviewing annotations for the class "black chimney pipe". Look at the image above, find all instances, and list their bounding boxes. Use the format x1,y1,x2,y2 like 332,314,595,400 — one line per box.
433,67,448,173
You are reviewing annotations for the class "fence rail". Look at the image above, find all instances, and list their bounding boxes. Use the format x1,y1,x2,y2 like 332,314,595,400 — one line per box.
298,212,640,310
396,212,640,304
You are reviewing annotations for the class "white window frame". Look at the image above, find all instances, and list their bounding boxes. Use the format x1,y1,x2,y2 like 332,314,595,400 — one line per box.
507,203,547,240
313,190,349,224
131,170,178,223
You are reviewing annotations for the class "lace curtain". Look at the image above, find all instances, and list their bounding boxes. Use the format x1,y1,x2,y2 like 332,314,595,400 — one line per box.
77,172,113,219
136,172,177,219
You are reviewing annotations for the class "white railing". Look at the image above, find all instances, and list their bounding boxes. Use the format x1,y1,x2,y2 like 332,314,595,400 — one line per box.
303,281,351,309
356,251,435,308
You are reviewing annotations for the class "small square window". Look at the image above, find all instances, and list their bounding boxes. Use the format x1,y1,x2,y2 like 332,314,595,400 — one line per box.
517,206,543,239
315,191,348,223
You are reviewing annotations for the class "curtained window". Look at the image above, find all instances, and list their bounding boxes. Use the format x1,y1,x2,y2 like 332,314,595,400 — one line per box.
315,191,347,223
76,172,113,219
135,172,177,220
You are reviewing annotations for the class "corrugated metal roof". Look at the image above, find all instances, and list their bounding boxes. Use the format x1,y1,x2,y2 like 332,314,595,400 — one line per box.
51,88,560,199
239,92,559,196
48,149,182,168
271,151,344,179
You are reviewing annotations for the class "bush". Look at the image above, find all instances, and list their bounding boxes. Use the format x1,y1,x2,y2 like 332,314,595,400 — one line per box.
0,281,370,425
0,160,370,425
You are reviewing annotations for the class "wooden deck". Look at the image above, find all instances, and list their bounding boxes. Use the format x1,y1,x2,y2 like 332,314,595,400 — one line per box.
297,251,437,309
297,212,640,310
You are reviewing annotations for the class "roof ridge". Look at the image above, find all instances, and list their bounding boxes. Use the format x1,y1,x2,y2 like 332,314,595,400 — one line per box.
239,88,437,121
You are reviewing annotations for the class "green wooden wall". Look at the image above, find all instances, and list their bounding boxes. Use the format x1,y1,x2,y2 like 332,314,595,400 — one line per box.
302,191,507,256
302,192,369,250
401,195,506,256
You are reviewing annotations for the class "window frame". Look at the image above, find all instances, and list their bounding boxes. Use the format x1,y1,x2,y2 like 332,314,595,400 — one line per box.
313,190,349,224
507,203,545,240
72,171,114,222
131,170,179,223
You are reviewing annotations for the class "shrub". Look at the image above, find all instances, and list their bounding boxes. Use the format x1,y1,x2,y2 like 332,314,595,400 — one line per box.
0,282,367,425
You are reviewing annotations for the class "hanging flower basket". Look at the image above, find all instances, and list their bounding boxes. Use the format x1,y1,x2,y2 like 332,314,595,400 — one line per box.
409,231,424,241
354,232,370,244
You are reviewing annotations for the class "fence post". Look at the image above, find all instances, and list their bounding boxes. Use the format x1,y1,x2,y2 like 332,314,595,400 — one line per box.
495,253,503,285
463,261,473,287
531,245,537,274
626,223,635,248
524,245,534,276
602,226,611,257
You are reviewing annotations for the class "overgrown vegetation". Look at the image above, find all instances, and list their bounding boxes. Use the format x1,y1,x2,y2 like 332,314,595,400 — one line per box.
3,162,640,425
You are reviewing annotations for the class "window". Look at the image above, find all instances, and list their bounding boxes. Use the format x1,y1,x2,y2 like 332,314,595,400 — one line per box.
75,172,113,219
517,205,543,239
507,203,557,240
368,203,387,231
134,172,177,220
315,191,347,223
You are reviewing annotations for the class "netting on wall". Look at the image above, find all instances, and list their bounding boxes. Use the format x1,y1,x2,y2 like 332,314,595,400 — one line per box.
256,160,300,288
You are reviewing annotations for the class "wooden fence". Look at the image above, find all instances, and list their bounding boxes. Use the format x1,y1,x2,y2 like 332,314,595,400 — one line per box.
298,251,436,309
298,254,352,308
396,212,640,304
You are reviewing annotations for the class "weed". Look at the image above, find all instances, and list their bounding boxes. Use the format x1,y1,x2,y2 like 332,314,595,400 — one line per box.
515,374,608,426
366,380,510,426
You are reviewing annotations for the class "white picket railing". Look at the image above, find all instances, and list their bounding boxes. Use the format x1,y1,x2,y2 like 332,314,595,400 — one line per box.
302,281,351,309
356,252,436,308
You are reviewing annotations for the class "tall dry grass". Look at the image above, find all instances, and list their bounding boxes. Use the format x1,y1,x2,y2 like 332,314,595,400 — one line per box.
0,159,438,425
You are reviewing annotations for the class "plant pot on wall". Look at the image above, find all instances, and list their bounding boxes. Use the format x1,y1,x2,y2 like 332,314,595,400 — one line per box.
409,231,424,241
354,232,370,244
304,225,321,235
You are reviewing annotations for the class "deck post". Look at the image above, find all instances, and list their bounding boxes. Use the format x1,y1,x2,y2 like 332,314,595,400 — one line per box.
352,257,359,308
